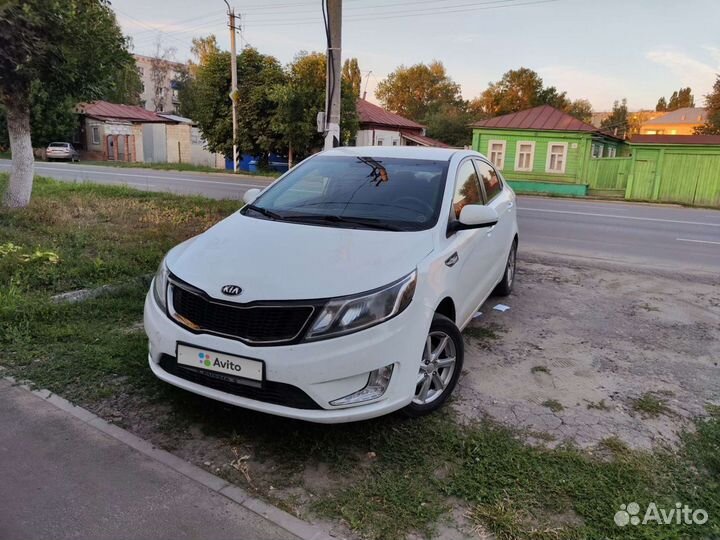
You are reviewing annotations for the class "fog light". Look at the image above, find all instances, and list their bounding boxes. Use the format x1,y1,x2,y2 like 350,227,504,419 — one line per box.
330,364,394,406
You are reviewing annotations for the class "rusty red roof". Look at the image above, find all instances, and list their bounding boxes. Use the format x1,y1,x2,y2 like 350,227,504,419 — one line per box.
400,131,449,148
77,101,171,123
357,99,424,130
471,104,598,132
630,134,720,145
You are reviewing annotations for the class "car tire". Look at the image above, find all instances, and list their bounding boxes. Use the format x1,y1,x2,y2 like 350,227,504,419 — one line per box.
493,239,517,297
403,313,464,417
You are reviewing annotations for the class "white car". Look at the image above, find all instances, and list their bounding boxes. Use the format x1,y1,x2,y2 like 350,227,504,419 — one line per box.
144,147,518,423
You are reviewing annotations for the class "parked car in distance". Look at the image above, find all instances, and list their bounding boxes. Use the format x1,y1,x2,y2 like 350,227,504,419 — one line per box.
46,142,79,162
144,146,518,423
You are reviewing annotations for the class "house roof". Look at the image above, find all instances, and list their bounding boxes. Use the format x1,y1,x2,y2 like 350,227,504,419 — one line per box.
642,107,707,126
470,104,599,132
400,131,450,148
629,134,720,145
158,113,193,124
356,99,424,130
77,101,171,123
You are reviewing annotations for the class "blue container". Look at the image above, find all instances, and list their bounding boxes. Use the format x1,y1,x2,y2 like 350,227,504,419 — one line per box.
248,159,258,173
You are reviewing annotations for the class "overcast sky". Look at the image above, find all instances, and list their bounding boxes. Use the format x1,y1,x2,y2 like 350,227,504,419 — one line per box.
113,0,720,111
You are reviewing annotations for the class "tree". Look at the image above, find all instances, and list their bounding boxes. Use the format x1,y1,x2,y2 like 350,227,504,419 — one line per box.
270,52,357,165
0,0,137,207
423,104,473,147
695,75,720,135
472,68,558,116
567,99,593,123
149,40,178,113
342,58,361,99
375,61,463,121
656,87,694,112
601,98,629,139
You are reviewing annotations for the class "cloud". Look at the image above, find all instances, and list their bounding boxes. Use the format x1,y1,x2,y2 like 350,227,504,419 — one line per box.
646,49,717,97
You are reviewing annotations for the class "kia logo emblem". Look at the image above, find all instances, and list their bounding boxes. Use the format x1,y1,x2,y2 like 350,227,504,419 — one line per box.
221,285,242,296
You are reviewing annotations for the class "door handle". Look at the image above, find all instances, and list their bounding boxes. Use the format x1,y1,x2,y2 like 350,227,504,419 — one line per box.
445,252,459,267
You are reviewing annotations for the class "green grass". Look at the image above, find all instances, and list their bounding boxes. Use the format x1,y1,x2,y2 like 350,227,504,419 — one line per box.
632,393,671,418
541,399,564,412
1,174,719,540
531,365,551,375
80,159,281,178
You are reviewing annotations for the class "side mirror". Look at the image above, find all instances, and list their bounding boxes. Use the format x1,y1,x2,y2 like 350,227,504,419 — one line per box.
449,205,499,233
243,188,261,204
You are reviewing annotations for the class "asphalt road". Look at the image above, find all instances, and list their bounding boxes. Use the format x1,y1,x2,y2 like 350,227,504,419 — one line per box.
2,159,719,272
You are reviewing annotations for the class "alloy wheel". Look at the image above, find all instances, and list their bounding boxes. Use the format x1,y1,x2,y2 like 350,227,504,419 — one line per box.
413,330,457,405
506,247,516,288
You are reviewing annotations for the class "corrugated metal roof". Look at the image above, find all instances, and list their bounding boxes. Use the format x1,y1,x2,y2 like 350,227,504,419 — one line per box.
357,99,424,129
642,107,707,125
400,131,449,148
158,113,193,124
470,104,598,132
77,101,171,123
629,134,720,145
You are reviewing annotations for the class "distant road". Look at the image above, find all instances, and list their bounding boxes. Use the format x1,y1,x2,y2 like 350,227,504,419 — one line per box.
2,159,719,272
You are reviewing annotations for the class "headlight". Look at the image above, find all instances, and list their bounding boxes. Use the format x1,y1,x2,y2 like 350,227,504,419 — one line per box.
305,271,416,340
152,257,169,310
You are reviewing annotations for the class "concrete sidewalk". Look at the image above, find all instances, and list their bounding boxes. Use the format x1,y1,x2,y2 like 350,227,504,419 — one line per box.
0,379,311,540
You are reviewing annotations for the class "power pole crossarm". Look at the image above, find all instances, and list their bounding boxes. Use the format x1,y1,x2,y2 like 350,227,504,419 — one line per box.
324,0,342,150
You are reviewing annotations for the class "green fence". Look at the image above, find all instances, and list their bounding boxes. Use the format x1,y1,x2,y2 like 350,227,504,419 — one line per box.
586,157,631,190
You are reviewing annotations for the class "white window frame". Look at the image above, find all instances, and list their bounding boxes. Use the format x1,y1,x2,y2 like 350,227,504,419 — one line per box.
514,141,535,172
545,142,568,174
91,125,100,145
608,146,617,158
488,140,506,170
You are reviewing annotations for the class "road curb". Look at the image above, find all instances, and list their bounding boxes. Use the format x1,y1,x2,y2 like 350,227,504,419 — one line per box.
3,376,336,540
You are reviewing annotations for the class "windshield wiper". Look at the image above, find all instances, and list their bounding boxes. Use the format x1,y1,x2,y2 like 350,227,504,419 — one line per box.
244,203,284,220
284,214,402,231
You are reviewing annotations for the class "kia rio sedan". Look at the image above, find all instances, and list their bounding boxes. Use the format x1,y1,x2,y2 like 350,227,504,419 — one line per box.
144,147,518,423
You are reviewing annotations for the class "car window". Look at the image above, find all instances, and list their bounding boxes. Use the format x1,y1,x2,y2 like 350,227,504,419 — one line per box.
452,160,482,218
248,156,449,231
475,160,503,202
49,142,68,148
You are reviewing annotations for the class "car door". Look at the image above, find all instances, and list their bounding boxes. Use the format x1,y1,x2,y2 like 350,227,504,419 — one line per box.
473,159,515,286
444,158,497,325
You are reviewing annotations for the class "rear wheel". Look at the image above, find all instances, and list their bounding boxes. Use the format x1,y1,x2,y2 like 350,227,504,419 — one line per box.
494,239,517,297
403,314,464,417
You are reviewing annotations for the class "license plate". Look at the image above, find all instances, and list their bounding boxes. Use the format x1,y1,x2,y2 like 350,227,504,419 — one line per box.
177,344,263,382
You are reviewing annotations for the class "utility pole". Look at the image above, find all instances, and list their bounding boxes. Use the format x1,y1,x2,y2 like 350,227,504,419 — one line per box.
323,0,342,150
224,0,239,172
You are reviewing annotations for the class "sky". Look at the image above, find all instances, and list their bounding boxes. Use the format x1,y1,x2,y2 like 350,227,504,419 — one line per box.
114,0,720,112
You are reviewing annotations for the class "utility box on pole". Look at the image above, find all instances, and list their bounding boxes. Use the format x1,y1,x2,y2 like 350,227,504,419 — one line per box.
323,0,342,150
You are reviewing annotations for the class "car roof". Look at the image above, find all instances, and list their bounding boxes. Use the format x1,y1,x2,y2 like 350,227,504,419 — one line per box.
321,146,477,161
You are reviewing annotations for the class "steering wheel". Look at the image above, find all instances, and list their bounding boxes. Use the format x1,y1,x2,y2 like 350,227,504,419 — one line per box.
393,196,435,216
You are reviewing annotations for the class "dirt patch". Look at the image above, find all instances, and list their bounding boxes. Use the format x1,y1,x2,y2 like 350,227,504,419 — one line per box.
455,257,720,449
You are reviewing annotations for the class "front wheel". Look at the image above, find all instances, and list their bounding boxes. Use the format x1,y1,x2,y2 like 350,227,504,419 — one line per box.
494,239,517,297
403,314,464,417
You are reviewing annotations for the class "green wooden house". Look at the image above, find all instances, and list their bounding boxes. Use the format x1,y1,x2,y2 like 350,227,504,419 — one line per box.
625,134,720,207
471,105,627,196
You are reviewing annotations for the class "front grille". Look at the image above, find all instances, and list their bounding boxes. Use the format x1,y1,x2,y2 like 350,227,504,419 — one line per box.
170,283,314,344
159,354,322,409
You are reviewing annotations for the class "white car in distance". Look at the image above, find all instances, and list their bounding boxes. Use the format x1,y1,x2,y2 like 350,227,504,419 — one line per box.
144,146,518,423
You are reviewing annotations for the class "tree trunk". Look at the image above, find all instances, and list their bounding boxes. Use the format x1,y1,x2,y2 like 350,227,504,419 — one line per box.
288,143,293,169
2,102,34,208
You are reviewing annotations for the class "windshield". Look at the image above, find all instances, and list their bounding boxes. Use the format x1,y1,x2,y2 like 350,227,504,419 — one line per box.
243,155,449,231
49,142,69,147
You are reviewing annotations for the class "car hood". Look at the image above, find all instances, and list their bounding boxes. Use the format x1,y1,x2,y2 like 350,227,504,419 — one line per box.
166,213,434,302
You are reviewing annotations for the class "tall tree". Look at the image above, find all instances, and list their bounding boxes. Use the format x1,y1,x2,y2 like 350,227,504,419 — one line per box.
656,87,694,112
695,75,720,135
423,103,473,147
0,0,137,207
342,58,361,99
601,98,629,139
375,61,463,121
149,40,178,113
270,51,357,165
472,68,565,116
566,99,593,123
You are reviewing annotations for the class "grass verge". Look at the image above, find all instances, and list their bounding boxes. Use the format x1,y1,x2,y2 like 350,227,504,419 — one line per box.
1,174,718,540
79,159,281,178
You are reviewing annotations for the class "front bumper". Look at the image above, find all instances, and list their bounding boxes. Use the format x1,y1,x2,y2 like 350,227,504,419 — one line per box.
143,290,433,423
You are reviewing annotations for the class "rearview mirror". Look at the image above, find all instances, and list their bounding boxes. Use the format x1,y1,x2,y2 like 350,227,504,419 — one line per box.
449,205,499,233
243,188,261,204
